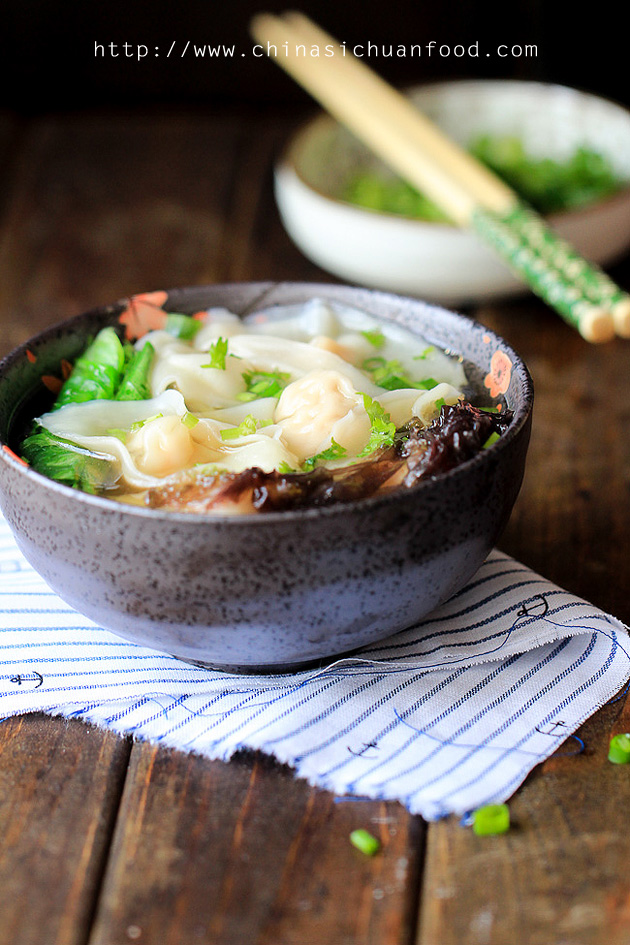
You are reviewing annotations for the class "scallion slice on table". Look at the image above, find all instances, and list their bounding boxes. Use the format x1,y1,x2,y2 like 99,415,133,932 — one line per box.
471,803,510,836
349,828,381,856
608,733,630,764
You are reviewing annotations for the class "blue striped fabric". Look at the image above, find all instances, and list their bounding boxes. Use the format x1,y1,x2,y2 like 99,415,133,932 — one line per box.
1,512,628,820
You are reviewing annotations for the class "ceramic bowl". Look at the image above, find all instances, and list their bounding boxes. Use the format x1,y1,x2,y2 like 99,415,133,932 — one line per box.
275,80,630,305
0,282,533,672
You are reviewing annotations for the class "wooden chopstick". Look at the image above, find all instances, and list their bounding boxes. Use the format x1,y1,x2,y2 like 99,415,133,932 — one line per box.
251,12,630,343
252,12,513,226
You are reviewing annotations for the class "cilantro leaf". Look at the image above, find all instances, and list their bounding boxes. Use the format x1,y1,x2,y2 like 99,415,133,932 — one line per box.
413,346,435,360
220,415,272,440
202,336,228,370
361,329,386,348
303,438,347,471
358,394,396,457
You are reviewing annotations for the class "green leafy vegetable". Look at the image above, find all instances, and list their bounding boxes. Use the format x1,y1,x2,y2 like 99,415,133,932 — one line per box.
358,394,396,457
344,172,449,221
21,428,115,493
115,342,155,401
54,327,126,409
238,369,291,402
220,415,272,440
202,337,228,370
303,438,347,471
344,138,624,220
470,136,622,214
165,312,203,340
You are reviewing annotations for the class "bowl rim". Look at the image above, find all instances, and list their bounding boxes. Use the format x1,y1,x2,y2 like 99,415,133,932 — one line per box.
278,77,630,228
0,281,534,526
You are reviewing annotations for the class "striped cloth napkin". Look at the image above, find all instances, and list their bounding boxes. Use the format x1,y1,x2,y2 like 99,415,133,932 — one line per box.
1,511,628,821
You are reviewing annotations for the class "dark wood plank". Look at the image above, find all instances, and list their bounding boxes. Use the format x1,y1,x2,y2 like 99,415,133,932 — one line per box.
3,105,630,945
418,287,630,944
482,291,630,625
0,109,325,358
419,696,630,945
89,745,422,945
0,714,131,945
0,111,242,354
217,111,327,285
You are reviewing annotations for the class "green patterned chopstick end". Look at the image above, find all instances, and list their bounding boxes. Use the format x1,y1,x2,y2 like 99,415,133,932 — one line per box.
472,202,621,342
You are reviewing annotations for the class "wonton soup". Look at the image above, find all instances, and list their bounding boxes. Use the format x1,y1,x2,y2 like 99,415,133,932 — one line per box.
21,297,511,514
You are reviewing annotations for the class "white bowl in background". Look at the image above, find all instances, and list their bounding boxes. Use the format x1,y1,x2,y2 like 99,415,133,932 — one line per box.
275,80,630,306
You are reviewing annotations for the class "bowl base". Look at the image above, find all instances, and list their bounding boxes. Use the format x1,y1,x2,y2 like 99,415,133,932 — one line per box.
180,644,366,676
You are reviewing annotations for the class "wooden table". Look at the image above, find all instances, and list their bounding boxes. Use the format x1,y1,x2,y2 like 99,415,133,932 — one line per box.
1,108,629,945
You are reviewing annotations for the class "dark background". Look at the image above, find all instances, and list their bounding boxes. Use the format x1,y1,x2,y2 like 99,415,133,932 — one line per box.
3,0,626,114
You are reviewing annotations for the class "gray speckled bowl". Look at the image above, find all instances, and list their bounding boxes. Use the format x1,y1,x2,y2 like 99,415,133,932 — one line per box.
0,283,532,672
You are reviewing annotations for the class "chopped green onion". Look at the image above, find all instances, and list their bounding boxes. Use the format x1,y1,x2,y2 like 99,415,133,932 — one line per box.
358,394,396,457
471,804,510,836
202,336,228,370
182,412,199,429
238,369,290,402
482,431,501,449
349,828,380,856
303,438,347,471
165,312,203,340
129,412,163,433
278,461,295,474
608,733,630,764
220,415,271,440
434,397,446,410
361,329,386,348
363,356,387,372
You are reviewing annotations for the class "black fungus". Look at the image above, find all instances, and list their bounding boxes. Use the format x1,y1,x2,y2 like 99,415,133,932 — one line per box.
146,402,512,514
